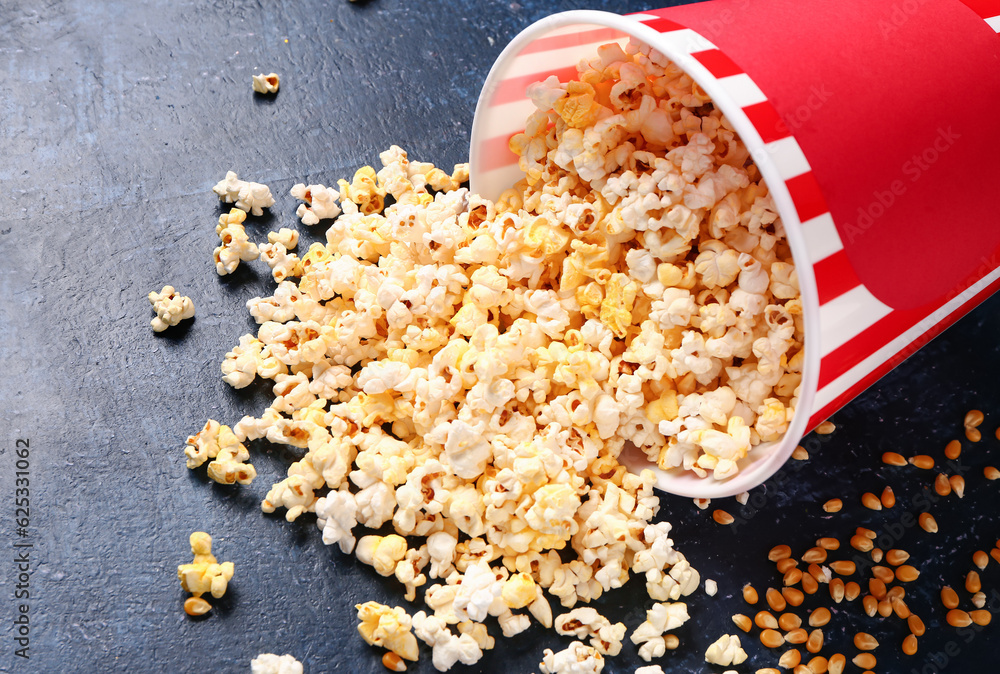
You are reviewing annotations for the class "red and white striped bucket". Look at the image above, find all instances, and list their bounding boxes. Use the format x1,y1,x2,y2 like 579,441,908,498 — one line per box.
469,0,1000,497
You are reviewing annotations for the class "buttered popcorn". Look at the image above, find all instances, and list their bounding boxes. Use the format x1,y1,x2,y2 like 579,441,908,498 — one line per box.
148,285,195,332
202,37,805,671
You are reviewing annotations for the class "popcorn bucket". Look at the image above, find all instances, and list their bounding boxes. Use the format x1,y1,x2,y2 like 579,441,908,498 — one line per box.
468,0,1000,497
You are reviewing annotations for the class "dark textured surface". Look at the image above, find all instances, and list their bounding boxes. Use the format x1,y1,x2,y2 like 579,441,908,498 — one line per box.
1,1,998,672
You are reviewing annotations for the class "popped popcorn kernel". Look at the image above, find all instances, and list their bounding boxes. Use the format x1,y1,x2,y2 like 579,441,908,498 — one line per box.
177,531,235,600
213,171,275,216
252,72,280,95
291,183,342,225
356,601,419,662
183,419,257,485
148,285,195,332
250,653,303,674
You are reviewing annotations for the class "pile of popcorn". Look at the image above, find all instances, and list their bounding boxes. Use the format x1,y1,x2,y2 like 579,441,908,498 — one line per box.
197,36,803,673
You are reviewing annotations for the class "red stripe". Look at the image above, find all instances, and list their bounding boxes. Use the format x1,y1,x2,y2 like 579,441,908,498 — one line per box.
784,172,828,224
816,272,1000,389
519,27,626,55
741,100,790,144
813,250,862,305
641,16,687,33
957,0,1000,19
492,65,579,106
690,48,744,79
478,133,519,173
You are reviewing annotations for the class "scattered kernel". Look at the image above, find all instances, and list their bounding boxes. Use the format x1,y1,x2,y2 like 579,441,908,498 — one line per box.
852,653,876,669
909,455,935,470
984,466,1000,480
880,486,895,508
964,409,984,428
792,445,809,460
184,596,212,616
822,499,843,513
769,545,792,562
885,549,909,566
760,629,784,649
966,426,982,442
949,474,965,498
732,614,753,632
714,509,735,525
743,584,759,605
782,587,805,607
919,512,938,533
815,421,836,435
966,570,981,594
806,628,823,654
882,451,907,466
755,610,778,630
853,633,878,651
902,634,918,656
970,609,992,626
908,614,926,636
944,439,962,460
808,607,831,627
895,565,920,583
784,628,808,644
861,492,882,510
941,586,960,609
946,609,972,627
382,652,407,672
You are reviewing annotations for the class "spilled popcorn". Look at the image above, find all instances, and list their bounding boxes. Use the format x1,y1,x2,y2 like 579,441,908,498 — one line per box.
177,532,234,615
148,285,195,332
252,72,280,95
193,35,804,672
250,653,303,674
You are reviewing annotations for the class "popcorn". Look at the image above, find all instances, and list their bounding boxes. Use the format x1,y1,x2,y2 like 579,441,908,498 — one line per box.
215,211,260,275
315,488,358,553
183,420,257,485
213,172,275,216
252,72,280,94
177,531,235,600
356,601,419,662
250,654,303,674
704,634,748,667
356,534,409,576
259,242,302,283
629,602,689,661
196,32,808,671
148,285,195,332
291,183,342,225
412,611,484,671
554,607,627,656
261,474,318,521
539,641,605,674
268,228,300,250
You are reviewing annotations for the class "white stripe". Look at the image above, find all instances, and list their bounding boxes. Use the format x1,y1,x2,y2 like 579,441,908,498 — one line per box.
474,99,537,140
819,285,893,356
761,136,811,181
814,263,1000,411
716,73,766,108
800,212,843,262
538,23,620,38
503,38,628,78
649,28,717,55
986,15,1000,31
628,14,661,22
